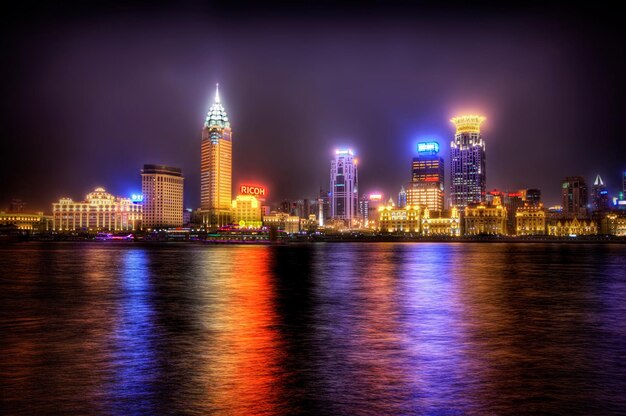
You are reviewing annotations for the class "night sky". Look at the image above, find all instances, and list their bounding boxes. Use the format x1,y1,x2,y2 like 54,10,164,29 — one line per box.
1,1,625,211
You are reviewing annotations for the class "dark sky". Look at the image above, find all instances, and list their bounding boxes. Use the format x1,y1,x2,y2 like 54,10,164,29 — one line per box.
1,1,625,211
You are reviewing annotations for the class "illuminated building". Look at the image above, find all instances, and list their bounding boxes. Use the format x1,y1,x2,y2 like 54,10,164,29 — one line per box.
0,211,47,231
515,203,546,236
378,199,422,233
407,141,444,212
488,189,524,235
397,186,407,208
450,115,486,208
562,176,588,218
330,149,358,226
421,207,460,237
547,217,597,237
52,187,142,231
232,195,262,228
599,212,626,236
317,188,330,227
263,212,300,234
623,171,626,194
592,174,610,212
359,193,383,228
463,197,507,235
141,164,184,228
200,84,232,228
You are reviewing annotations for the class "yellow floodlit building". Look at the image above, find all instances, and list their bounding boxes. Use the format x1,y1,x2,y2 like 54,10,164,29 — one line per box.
464,198,507,235
421,207,461,237
52,187,142,232
516,204,546,235
200,84,233,229
0,211,47,231
263,212,300,234
378,199,422,233
547,217,597,237
232,195,262,229
599,213,626,236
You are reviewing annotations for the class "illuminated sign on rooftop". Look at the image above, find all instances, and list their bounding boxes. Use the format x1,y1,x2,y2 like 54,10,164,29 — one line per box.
131,194,143,202
240,185,267,197
417,142,440,154
335,149,354,156
369,194,382,201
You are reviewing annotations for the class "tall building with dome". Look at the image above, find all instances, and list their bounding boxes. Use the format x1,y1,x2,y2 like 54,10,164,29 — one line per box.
450,115,486,208
200,84,232,228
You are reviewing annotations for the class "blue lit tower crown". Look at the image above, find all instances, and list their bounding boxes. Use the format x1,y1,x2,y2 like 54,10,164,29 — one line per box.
450,115,486,208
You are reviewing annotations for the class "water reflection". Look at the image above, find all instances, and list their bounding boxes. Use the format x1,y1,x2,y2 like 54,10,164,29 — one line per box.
106,248,157,414
199,246,286,415
1,242,625,415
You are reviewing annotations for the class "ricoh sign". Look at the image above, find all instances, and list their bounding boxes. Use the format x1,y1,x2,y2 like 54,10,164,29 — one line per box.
240,185,267,196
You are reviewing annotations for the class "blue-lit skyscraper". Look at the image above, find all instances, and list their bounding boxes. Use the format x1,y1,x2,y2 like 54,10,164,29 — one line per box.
407,141,444,211
330,149,358,226
398,186,407,208
450,115,486,208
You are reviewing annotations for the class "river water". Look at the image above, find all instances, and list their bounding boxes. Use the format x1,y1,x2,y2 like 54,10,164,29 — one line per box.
1,242,625,415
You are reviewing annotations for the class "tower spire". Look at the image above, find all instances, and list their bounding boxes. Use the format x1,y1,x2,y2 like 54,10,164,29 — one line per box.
594,174,604,186
215,83,220,103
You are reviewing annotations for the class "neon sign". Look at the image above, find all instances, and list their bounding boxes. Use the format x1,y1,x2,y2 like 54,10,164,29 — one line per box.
417,142,440,154
369,194,382,201
131,194,143,202
335,149,354,156
240,185,267,196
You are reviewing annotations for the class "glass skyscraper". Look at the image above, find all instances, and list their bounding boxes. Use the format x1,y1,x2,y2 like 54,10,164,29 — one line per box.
330,149,358,226
450,115,486,208
200,84,232,229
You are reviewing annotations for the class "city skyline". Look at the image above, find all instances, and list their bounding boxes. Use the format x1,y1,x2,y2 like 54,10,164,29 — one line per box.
2,2,626,210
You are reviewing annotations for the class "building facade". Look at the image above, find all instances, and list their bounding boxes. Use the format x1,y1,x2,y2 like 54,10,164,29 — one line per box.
141,164,184,228
515,203,546,236
1,211,47,231
562,176,588,218
547,217,597,237
464,198,507,236
450,115,486,208
378,199,421,233
599,212,626,236
263,212,300,234
330,149,358,226
421,207,461,237
232,195,262,228
52,187,142,231
407,141,445,212
201,84,232,228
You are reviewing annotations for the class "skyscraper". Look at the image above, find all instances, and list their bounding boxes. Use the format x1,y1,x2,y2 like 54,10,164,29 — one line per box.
142,164,184,228
592,174,609,212
397,186,407,208
450,115,486,208
562,176,588,218
407,141,444,212
200,84,232,229
330,149,358,226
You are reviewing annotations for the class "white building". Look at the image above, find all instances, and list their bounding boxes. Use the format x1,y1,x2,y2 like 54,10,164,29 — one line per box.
330,149,358,226
52,187,142,231
142,164,184,229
